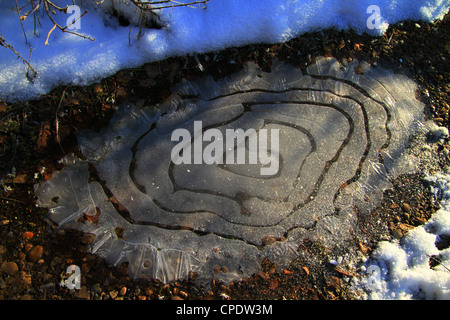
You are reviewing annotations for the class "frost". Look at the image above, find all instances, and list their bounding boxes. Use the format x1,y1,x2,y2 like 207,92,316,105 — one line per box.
34,57,426,284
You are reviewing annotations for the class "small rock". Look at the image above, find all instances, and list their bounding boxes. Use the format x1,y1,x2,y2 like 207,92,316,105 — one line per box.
392,229,403,239
73,286,91,300
27,245,44,261
161,284,171,294
93,83,103,94
1,261,18,276
109,290,118,300
402,203,411,212
119,286,127,296
22,231,34,240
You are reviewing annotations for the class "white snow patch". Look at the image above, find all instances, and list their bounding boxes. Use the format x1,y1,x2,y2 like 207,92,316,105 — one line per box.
353,173,450,300
0,0,449,102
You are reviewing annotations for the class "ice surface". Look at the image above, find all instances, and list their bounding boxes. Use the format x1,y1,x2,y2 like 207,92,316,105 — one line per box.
34,57,426,284
1,0,449,102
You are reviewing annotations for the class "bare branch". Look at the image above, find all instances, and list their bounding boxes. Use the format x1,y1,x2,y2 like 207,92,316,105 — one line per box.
0,33,38,78
130,0,209,10
42,0,94,45
15,0,28,44
44,23,57,45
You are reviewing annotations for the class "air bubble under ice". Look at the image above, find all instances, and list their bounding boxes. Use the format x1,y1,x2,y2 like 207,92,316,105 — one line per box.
34,57,426,284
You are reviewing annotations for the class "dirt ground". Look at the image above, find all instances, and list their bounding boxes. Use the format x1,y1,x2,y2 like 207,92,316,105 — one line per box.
0,12,449,301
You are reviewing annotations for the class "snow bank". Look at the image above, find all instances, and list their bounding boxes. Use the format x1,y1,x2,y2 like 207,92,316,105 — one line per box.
1,0,449,102
354,173,450,299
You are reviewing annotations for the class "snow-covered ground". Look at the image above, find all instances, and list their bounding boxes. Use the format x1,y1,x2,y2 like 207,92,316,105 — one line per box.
0,0,449,102
1,0,450,299
352,173,450,299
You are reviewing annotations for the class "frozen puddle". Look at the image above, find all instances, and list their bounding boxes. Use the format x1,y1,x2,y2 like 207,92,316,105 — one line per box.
35,57,426,284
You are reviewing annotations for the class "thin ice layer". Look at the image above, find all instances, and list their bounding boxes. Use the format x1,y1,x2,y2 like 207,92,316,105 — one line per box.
34,57,425,284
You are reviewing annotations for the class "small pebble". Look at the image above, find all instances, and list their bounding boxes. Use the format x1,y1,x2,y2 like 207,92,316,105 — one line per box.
402,203,411,212
73,286,91,300
109,290,118,299
1,261,19,276
93,83,103,94
27,245,44,261
119,286,127,296
393,229,403,239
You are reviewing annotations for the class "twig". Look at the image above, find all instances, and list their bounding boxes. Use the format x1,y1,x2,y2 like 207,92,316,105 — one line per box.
130,0,209,10
0,33,38,77
334,266,363,277
429,255,450,272
63,7,88,31
0,196,27,204
44,23,57,45
26,47,37,81
15,0,95,45
55,86,69,154
43,0,94,45
125,0,209,42
15,0,28,45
